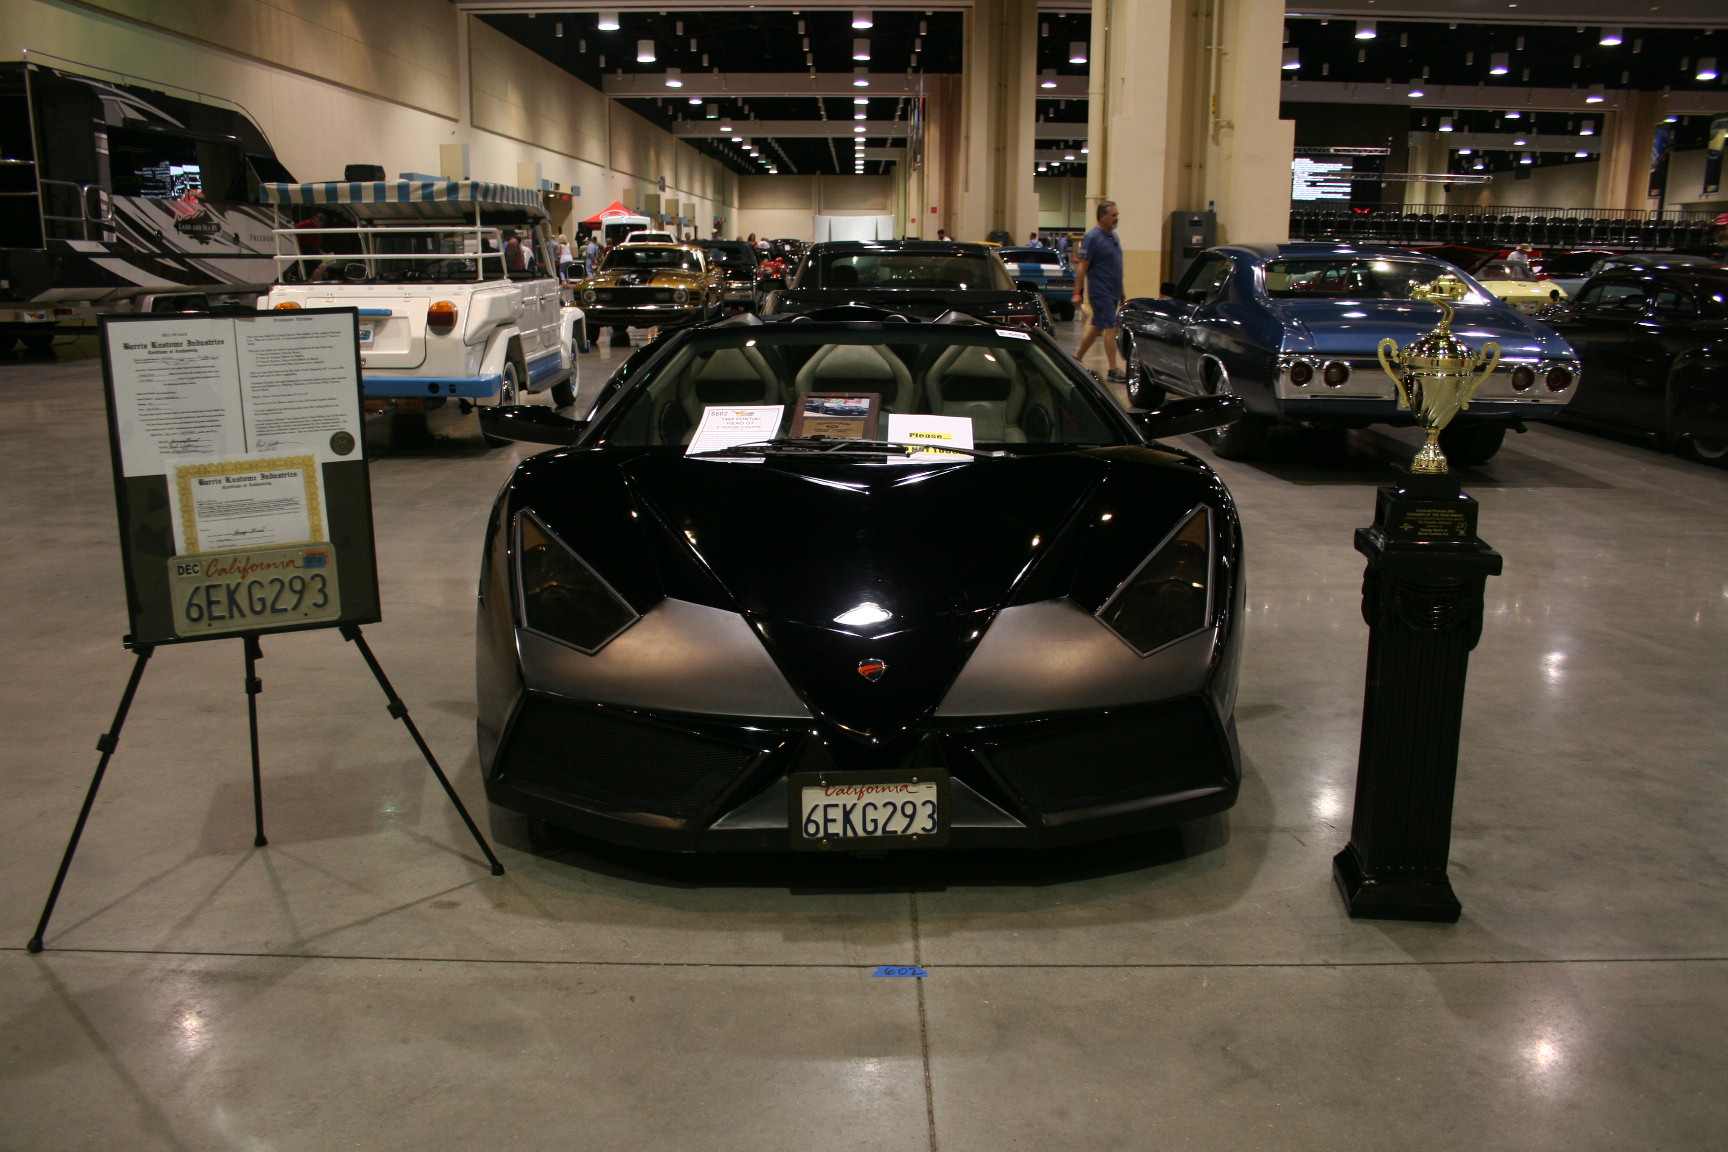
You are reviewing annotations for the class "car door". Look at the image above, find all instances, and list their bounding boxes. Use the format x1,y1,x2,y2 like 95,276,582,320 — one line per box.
1134,253,1230,391
1542,276,1649,424
1180,256,1240,386
1622,279,1707,435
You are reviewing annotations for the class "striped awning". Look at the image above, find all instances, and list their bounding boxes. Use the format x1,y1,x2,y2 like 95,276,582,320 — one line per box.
259,180,543,212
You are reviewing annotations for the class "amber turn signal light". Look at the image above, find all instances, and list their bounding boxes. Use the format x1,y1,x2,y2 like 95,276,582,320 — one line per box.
427,300,458,334
272,301,301,310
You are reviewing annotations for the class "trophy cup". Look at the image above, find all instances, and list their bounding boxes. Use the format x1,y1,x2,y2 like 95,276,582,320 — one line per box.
1376,274,1501,474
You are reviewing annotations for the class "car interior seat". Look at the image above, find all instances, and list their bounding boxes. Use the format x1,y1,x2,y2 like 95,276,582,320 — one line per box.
660,345,784,443
794,343,918,412
827,264,860,287
922,344,1028,442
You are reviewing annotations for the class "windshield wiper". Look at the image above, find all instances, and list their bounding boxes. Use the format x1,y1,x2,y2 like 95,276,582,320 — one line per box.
688,436,1003,459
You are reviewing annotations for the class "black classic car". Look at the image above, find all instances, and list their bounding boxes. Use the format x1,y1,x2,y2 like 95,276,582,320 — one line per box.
1118,243,1581,464
698,239,775,310
1537,265,1728,463
474,309,1246,852
761,240,1053,331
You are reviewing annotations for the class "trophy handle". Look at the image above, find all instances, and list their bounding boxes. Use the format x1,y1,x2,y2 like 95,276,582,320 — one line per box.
1377,338,1411,410
1461,341,1502,409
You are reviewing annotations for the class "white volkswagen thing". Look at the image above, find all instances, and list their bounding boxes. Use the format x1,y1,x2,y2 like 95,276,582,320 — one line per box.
259,178,583,444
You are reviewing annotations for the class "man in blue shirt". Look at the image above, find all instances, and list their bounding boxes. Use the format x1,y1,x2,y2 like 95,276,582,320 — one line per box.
1072,200,1124,382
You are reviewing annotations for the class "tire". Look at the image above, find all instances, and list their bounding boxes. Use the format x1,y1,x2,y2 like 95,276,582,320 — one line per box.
19,332,55,354
482,359,523,448
1680,434,1728,464
1199,359,1270,460
1436,422,1506,467
551,380,576,408
1123,336,1167,410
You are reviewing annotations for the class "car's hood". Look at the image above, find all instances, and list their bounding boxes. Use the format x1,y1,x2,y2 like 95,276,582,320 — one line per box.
589,268,704,287
511,447,1214,742
1270,298,1553,356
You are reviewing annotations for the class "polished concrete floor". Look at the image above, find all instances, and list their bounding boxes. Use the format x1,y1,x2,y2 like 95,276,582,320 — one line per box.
3,322,1727,1150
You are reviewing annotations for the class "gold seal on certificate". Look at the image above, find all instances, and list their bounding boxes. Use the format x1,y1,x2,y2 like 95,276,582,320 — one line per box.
1376,274,1502,474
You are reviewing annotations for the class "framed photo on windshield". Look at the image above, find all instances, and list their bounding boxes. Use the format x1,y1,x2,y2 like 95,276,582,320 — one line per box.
792,392,882,440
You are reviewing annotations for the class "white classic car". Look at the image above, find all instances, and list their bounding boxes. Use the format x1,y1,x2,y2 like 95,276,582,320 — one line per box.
260,179,584,445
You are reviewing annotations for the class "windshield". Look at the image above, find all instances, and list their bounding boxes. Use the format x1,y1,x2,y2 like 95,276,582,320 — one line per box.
601,246,703,273
1262,258,1485,302
597,328,1124,449
701,244,759,270
1477,262,1540,284
805,251,1013,291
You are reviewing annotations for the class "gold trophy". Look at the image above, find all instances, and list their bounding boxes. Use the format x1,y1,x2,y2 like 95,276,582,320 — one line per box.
1376,275,1502,474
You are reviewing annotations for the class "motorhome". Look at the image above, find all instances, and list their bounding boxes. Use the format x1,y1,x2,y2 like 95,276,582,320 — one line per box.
0,57,293,351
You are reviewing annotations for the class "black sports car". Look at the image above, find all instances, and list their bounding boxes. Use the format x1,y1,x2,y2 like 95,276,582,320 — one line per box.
761,240,1054,332
475,308,1245,852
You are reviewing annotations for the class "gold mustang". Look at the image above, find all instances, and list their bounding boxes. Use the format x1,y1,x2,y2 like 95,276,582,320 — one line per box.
576,243,724,333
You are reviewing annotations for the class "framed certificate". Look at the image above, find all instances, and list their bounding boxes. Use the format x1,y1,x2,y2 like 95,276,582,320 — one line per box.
791,392,882,440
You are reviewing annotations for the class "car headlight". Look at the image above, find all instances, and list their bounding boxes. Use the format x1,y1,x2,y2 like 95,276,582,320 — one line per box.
674,288,689,304
517,512,639,654
1095,507,1212,656
582,288,596,304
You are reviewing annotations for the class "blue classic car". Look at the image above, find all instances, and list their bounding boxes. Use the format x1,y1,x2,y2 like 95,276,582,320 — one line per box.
1118,243,1582,464
998,246,1077,321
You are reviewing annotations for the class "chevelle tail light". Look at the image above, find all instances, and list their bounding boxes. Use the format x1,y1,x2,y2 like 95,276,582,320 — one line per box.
1322,360,1351,387
1287,360,1313,387
1510,365,1536,392
1545,366,1574,392
427,300,458,335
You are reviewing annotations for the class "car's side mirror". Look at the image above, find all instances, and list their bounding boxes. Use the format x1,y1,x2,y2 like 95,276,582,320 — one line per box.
1160,281,1179,296
1134,394,1244,439
478,405,587,446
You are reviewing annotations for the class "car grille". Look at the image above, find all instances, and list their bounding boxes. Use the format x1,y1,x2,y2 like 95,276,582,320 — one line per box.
968,698,1232,817
495,695,765,821
593,287,682,304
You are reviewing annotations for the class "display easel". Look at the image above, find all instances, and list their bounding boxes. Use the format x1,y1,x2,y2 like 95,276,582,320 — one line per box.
28,626,503,952
28,308,504,952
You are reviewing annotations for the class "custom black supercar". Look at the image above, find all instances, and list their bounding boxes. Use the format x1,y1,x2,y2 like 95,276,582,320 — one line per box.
476,308,1247,852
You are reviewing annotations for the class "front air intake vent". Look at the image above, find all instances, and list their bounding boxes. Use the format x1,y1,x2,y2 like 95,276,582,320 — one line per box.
496,696,764,822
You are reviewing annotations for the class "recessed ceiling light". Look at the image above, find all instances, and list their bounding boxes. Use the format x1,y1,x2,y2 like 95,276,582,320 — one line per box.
1699,58,1720,81
1407,78,1425,97
853,10,873,29
1069,41,1087,64
1355,20,1377,39
1040,69,1057,88
1283,47,1300,70
853,68,870,87
1490,53,1509,75
597,10,619,31
637,40,655,63
1599,26,1623,46
689,96,702,105
854,38,871,61
664,68,682,88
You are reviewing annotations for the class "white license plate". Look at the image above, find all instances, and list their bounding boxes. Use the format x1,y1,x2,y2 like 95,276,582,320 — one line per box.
791,771,949,849
167,545,342,637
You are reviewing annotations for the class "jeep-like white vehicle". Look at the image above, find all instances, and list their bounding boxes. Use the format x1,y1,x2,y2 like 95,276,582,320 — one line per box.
259,179,583,444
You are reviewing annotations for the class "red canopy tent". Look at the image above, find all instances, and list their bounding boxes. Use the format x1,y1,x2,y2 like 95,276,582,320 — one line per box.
579,201,648,224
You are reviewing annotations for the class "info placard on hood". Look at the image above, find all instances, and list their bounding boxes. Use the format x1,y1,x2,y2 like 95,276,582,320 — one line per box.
885,414,975,459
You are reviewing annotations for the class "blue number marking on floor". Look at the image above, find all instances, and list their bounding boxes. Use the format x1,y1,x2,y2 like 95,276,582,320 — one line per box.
872,965,929,978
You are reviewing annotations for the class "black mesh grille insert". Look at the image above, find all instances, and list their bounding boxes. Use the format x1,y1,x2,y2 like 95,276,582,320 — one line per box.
496,696,761,821
975,698,1231,817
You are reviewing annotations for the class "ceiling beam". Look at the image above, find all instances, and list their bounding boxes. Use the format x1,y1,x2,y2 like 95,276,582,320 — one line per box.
1286,0,1726,28
1407,131,1604,152
672,119,910,138
1281,80,1632,111
605,72,928,97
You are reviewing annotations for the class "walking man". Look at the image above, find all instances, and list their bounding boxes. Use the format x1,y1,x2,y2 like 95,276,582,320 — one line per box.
1073,200,1124,383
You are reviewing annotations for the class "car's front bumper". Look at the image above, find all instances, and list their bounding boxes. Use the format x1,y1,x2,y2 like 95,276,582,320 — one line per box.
483,691,1240,851
583,305,706,328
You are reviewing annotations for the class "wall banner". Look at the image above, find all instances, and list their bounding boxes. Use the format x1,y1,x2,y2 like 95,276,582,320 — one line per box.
101,309,380,646
1705,116,1728,196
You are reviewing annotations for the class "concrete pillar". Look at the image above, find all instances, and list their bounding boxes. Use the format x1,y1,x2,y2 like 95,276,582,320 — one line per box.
1087,0,1293,294
1595,91,1668,213
953,0,1038,243
1403,134,1449,211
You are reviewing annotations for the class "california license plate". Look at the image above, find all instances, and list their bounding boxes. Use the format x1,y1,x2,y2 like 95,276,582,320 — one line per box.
167,545,342,637
790,769,950,850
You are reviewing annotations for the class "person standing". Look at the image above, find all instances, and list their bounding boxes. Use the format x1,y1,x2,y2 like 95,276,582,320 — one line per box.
583,234,600,277
555,233,574,280
1073,200,1124,383
1028,232,1044,248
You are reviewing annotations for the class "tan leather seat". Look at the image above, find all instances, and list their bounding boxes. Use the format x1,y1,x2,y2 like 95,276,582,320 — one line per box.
665,345,784,443
794,343,918,412
923,344,1028,442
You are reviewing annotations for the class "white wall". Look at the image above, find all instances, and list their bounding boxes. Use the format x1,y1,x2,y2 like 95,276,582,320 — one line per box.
1445,160,1601,212
735,175,896,242
1668,148,1728,211
1,0,737,231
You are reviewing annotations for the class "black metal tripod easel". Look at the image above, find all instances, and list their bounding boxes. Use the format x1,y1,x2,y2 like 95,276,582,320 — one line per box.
27,623,503,953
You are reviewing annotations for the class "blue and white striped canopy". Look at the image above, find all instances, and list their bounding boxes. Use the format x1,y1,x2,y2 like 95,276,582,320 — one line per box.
259,180,544,215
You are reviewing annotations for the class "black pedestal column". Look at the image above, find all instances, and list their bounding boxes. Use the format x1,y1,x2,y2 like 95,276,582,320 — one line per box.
1334,469,1502,922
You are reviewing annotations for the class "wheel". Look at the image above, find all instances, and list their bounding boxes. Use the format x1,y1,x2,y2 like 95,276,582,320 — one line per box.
1680,434,1728,464
1123,336,1167,410
610,326,633,347
1209,413,1271,460
551,380,576,408
1436,422,1505,467
19,332,55,354
482,359,523,448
